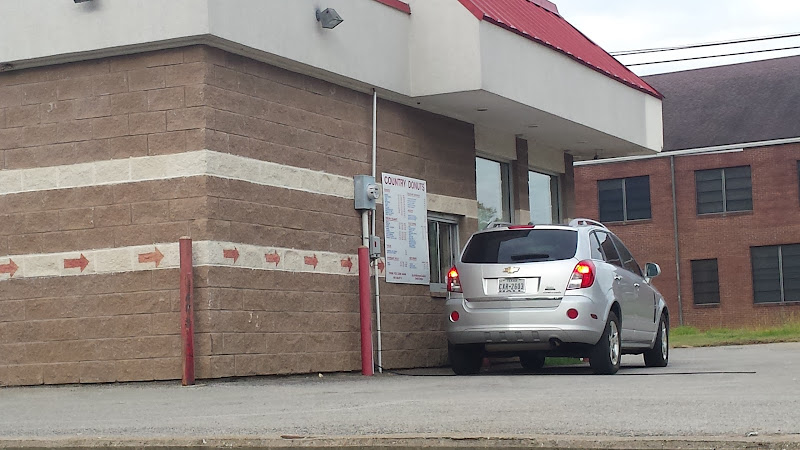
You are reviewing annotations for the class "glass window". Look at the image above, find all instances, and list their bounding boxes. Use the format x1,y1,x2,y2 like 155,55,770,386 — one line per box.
589,232,604,261
691,259,720,305
595,231,622,268
751,244,800,303
476,157,511,229
598,176,651,222
428,215,459,291
462,229,577,264
610,234,642,277
696,166,752,215
528,171,560,224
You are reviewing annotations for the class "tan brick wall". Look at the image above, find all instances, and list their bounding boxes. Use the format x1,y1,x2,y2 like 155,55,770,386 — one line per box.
0,48,211,386
575,143,800,330
1,45,479,385
192,47,474,371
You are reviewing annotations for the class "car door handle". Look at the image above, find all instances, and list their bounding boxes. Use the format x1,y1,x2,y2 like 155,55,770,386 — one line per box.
633,283,640,289
614,275,622,281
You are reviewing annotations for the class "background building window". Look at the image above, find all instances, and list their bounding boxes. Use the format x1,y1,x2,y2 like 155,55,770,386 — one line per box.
696,166,752,214
751,244,800,304
476,157,511,229
529,170,560,224
691,259,720,305
597,176,651,223
428,214,460,291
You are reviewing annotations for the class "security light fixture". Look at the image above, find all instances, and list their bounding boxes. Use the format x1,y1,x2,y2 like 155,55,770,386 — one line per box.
316,8,343,29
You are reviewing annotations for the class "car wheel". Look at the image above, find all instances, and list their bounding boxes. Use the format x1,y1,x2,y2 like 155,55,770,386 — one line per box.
519,352,546,370
448,343,483,375
590,311,621,375
644,313,669,367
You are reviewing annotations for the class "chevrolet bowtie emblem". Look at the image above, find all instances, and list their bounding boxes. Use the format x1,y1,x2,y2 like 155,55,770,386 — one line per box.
503,267,520,274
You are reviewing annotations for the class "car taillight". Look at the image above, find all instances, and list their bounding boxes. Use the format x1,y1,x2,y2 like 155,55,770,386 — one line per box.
508,225,535,229
567,260,595,290
447,266,462,292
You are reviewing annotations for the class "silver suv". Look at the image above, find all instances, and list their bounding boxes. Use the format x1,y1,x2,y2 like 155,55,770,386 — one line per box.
445,219,669,375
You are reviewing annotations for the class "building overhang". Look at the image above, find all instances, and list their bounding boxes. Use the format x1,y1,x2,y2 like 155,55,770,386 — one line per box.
0,0,662,160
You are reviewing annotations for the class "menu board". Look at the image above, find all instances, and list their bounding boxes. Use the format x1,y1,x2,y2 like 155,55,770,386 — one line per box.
382,173,430,285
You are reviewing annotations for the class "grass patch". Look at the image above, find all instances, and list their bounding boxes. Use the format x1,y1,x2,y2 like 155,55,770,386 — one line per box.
671,321,800,348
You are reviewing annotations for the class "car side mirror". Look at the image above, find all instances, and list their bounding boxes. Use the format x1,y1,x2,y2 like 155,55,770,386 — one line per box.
645,262,661,279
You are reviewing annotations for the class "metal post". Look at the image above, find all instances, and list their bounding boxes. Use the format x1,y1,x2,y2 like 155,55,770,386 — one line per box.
358,245,374,376
179,237,195,385
670,156,684,326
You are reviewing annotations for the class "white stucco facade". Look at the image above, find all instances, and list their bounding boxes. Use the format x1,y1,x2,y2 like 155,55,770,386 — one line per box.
0,0,662,163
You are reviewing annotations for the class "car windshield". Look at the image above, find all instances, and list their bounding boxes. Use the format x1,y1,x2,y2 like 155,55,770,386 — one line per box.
461,229,578,263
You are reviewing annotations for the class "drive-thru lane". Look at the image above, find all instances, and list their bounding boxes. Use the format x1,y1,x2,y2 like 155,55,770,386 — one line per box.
1,343,798,448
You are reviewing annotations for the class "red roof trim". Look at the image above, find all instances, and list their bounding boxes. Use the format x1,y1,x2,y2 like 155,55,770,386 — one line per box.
484,17,662,99
372,0,411,14
457,0,485,20
459,0,663,99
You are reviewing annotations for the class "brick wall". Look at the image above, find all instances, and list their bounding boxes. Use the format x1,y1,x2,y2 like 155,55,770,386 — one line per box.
192,48,477,373
0,46,479,385
0,48,212,386
575,143,800,330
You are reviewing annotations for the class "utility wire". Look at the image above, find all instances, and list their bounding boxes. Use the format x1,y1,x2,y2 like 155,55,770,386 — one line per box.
626,44,800,66
611,31,800,56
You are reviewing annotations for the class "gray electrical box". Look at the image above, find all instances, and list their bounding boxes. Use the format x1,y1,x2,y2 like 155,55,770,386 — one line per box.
354,175,379,210
369,235,381,259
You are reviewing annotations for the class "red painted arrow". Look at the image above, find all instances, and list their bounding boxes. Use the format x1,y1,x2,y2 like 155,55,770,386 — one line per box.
138,247,164,267
265,251,280,266
223,248,239,263
340,256,353,272
304,254,318,269
377,259,385,274
64,254,89,272
0,259,19,277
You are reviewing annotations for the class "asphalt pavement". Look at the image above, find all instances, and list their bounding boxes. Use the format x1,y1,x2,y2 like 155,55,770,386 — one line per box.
1,343,799,449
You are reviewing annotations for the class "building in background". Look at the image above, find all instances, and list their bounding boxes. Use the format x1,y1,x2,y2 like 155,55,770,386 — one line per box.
0,0,661,386
575,55,800,330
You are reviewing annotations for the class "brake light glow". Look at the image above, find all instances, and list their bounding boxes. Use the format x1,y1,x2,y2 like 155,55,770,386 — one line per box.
567,260,595,290
447,266,462,293
508,225,535,229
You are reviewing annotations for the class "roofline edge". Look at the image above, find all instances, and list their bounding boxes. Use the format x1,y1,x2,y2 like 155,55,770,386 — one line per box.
574,136,800,166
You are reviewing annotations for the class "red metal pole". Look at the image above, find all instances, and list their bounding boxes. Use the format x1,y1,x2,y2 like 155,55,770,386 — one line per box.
358,246,374,376
179,237,195,385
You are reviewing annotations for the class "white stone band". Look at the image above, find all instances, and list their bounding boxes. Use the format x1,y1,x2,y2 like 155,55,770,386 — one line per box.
0,150,477,218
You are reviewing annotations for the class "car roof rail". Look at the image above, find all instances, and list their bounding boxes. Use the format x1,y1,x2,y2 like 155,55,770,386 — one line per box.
486,220,513,229
568,218,608,229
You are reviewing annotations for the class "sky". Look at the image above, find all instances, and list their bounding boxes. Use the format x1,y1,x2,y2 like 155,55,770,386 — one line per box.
556,0,800,75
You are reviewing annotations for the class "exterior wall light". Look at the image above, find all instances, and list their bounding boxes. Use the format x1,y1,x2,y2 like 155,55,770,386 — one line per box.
316,8,343,29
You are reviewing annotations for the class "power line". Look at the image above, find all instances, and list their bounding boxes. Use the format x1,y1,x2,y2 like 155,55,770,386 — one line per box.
626,44,800,66
611,31,800,56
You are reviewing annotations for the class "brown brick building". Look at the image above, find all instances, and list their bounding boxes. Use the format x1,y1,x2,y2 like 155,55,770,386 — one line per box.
575,56,800,330
0,0,662,386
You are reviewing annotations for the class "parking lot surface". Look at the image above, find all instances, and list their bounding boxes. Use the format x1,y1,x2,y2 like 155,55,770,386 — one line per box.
1,343,799,448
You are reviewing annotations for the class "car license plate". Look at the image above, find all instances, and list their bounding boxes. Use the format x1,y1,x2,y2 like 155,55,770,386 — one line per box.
498,278,525,293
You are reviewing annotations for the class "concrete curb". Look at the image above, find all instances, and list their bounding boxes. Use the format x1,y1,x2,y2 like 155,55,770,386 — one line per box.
2,435,800,449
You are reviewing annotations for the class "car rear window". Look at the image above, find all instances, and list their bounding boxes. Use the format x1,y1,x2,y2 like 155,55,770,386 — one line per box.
461,229,578,264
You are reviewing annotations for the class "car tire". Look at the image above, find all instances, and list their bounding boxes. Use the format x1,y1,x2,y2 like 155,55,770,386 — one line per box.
644,313,669,367
448,343,483,375
519,352,546,370
590,311,621,375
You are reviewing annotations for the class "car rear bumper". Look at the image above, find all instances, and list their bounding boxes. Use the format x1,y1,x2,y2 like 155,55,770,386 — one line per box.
445,294,605,347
